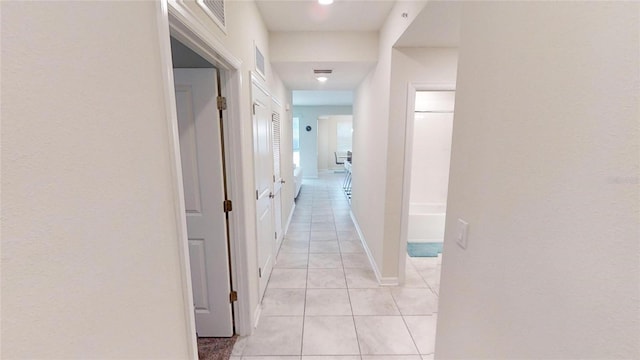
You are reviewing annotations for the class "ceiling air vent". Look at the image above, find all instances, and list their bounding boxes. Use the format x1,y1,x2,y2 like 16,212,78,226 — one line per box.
197,0,226,32
314,69,333,74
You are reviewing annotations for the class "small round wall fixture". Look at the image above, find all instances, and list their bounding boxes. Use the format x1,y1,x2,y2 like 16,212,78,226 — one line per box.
306,125,312,132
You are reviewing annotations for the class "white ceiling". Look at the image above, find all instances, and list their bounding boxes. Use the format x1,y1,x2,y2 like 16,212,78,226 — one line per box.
395,1,461,47
255,0,395,32
292,90,354,106
257,0,461,97
272,61,375,90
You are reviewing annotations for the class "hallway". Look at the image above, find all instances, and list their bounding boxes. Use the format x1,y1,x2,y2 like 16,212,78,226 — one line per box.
232,174,441,359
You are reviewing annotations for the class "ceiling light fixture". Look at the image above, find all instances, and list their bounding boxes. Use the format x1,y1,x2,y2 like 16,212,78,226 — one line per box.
316,76,328,83
318,0,334,5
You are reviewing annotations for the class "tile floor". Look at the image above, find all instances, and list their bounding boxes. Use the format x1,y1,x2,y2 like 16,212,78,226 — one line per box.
232,174,442,360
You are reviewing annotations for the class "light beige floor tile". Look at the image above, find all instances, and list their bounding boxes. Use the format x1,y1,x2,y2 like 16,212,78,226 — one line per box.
428,282,440,296
341,253,371,269
232,336,248,356
312,215,334,223
291,218,312,224
311,222,336,232
243,316,304,355
361,356,422,360
285,231,310,242
421,354,434,360
344,268,379,289
302,316,360,355
244,356,300,360
280,241,310,254
261,288,306,316
354,316,418,355
302,356,360,360
333,212,352,220
289,223,312,232
339,240,364,254
349,288,400,315
310,241,340,254
415,267,440,284
311,231,338,241
408,257,439,271
307,268,347,288
275,253,309,269
404,316,437,355
268,269,307,289
390,288,438,315
308,253,343,268
336,223,356,231
337,231,359,241
403,266,429,288
305,289,352,316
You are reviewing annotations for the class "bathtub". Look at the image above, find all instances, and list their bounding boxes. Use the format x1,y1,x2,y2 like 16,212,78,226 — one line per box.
407,203,446,243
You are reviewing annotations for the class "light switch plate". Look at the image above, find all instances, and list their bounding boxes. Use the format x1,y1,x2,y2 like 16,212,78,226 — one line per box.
457,219,469,249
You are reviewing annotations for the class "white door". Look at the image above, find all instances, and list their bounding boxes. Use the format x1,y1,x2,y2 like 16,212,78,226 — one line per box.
272,109,284,251
174,68,233,337
252,80,274,300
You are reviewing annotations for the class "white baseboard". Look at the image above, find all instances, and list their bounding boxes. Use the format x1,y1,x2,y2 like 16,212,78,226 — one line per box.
253,304,262,330
349,211,399,287
284,203,296,235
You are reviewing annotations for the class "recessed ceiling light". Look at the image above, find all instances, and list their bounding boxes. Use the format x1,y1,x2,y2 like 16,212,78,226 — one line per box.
316,76,328,83
318,0,333,5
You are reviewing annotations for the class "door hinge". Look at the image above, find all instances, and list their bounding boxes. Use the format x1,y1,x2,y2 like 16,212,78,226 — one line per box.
252,103,257,115
217,96,227,110
256,190,259,200
229,291,238,303
273,175,276,182
259,268,262,278
223,200,233,213
274,232,277,240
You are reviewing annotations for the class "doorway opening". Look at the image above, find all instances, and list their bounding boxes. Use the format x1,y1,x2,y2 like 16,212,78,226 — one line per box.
170,36,235,337
399,84,456,293
291,90,354,181
158,5,255,357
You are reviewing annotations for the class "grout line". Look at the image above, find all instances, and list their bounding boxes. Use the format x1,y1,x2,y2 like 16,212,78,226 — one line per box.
341,230,363,357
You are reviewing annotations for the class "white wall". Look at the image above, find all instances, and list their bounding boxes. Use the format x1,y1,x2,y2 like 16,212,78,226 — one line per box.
353,40,458,279
1,2,191,358
2,1,293,357
351,2,431,280
293,106,352,178
317,115,352,171
410,112,453,206
436,2,639,359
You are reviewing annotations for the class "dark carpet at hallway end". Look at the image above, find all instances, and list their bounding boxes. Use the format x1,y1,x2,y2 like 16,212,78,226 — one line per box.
198,336,237,360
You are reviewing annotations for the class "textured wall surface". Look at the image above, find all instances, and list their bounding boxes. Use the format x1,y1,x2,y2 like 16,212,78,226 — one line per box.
436,2,640,359
1,2,191,358
352,1,429,279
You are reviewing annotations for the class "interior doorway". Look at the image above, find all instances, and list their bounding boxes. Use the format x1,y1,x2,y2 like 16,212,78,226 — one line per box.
317,115,353,174
170,37,234,337
399,83,456,286
158,4,256,351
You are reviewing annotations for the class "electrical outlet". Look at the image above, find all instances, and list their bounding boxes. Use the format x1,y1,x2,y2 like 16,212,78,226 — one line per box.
456,219,469,249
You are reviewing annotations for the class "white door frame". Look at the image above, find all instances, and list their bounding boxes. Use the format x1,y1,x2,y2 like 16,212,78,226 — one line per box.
398,82,456,284
155,1,253,357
